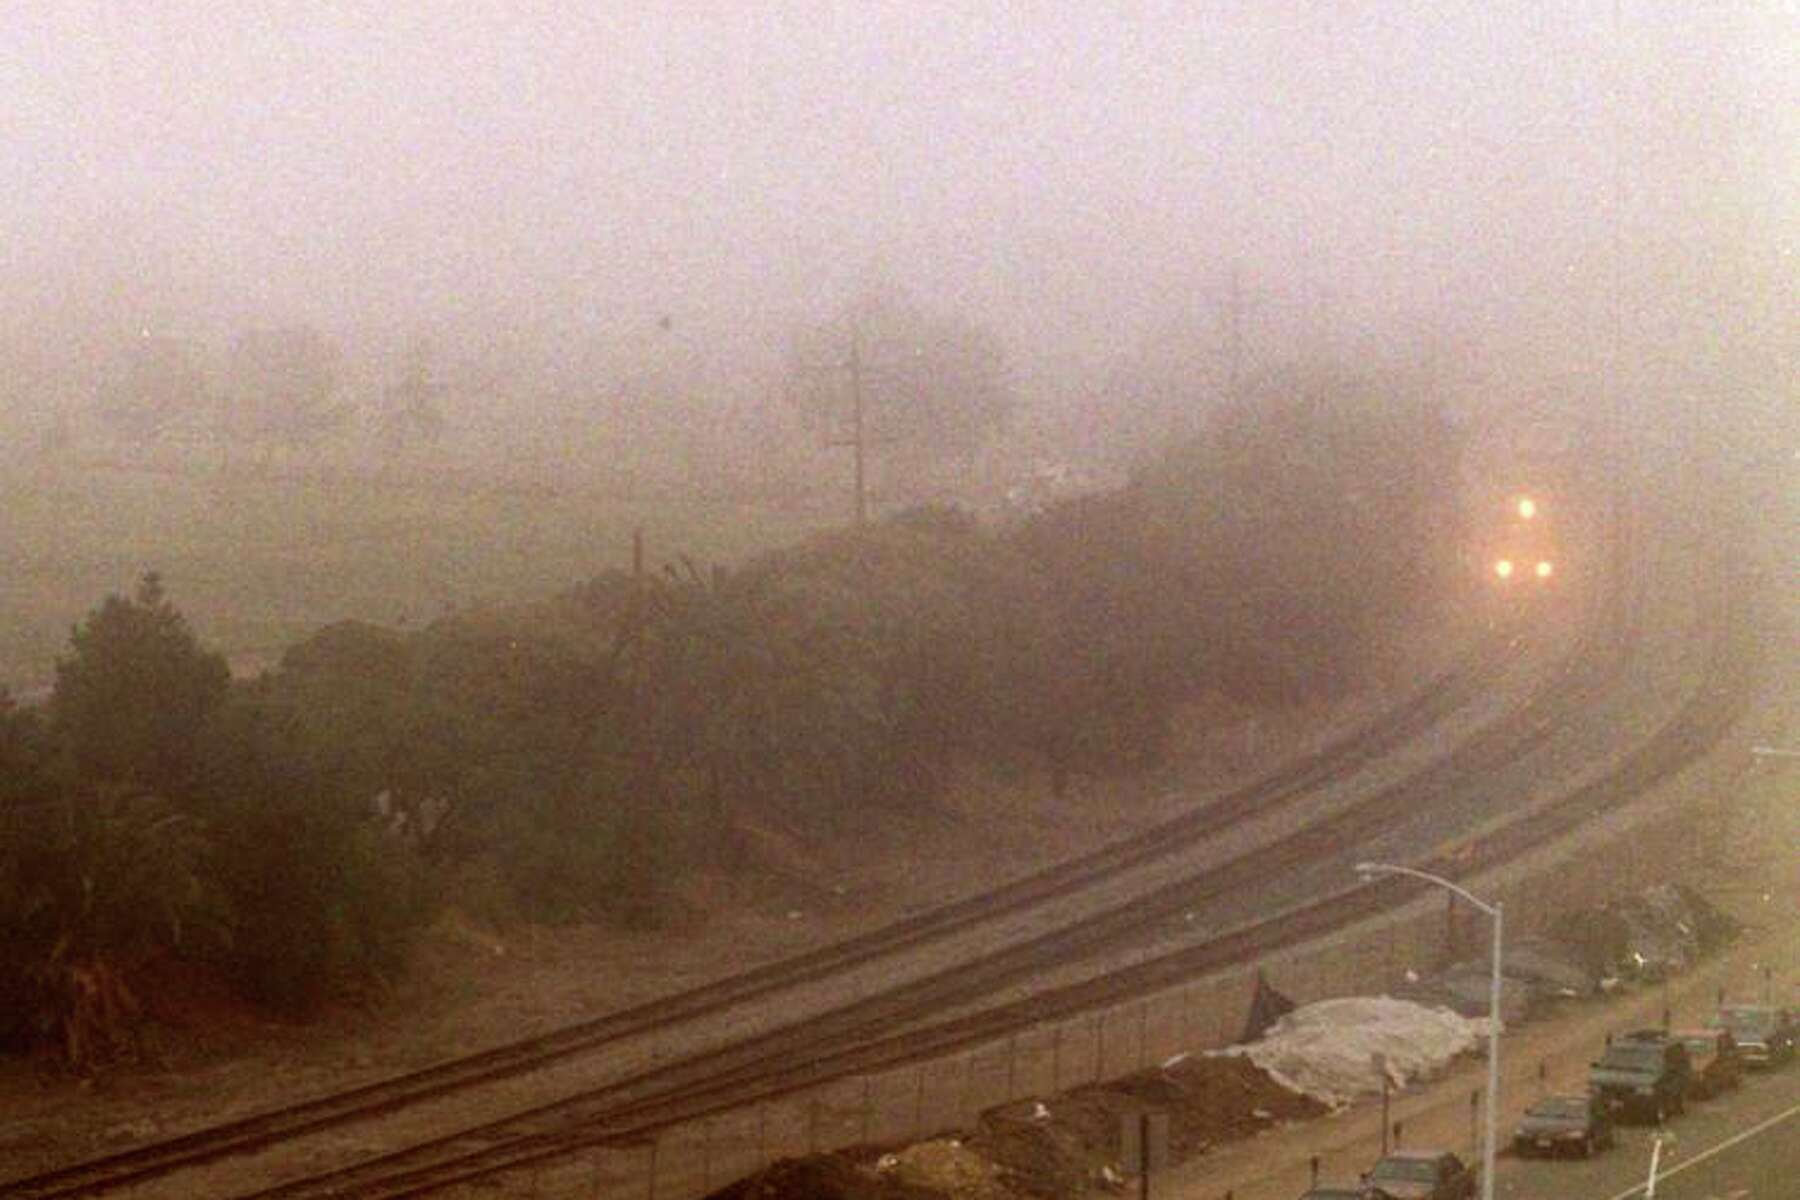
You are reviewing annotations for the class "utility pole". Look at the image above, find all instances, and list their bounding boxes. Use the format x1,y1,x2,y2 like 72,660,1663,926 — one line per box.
849,328,866,526
1609,0,1638,650
821,324,874,527
1227,265,1245,400
795,317,910,528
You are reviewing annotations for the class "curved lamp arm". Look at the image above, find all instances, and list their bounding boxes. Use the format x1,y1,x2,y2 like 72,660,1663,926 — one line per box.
1356,860,1499,917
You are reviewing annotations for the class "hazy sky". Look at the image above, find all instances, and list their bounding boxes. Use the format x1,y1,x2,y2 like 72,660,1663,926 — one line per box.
3,2,1794,414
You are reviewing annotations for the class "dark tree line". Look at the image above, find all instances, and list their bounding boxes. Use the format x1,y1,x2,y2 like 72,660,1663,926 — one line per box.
0,372,1463,1066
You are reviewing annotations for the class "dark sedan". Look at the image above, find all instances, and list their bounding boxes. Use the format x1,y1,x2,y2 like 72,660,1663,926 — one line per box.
1361,1150,1477,1199
1511,1093,1615,1158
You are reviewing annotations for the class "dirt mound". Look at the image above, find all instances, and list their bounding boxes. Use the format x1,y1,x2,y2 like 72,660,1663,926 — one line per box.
1547,881,1744,982
877,1140,1016,1200
967,1054,1325,1195
1135,1052,1328,1154
707,1055,1335,1199
707,1155,948,1200
966,1103,1097,1198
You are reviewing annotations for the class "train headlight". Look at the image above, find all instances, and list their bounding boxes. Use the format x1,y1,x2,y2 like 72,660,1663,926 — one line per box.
1535,560,1553,579
1494,559,1515,580
1517,497,1538,520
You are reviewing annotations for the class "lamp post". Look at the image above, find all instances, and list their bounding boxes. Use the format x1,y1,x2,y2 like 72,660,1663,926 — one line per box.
1357,861,1503,1200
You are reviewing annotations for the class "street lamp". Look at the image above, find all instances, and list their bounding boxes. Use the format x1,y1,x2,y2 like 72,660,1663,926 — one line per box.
1356,861,1503,1200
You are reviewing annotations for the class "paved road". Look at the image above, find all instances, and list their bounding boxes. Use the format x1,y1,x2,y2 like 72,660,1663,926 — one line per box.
1621,1102,1800,1199
1498,1062,1800,1199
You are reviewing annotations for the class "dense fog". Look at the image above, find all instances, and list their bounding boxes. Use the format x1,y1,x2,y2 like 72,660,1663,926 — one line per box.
0,2,1793,1081
2,4,1793,487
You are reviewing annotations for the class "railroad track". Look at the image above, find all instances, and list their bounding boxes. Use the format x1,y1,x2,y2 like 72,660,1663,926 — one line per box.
12,494,1684,1200
4,625,1528,1200
231,534,1755,1198
220,569,1686,1198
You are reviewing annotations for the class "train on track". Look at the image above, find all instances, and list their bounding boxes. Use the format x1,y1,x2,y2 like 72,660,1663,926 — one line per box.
1487,493,1557,589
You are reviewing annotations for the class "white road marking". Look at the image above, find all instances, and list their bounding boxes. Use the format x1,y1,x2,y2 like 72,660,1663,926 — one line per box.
1603,1098,1800,1200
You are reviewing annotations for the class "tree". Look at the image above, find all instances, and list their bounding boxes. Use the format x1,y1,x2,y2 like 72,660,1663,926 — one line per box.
1008,488,1190,779
51,573,229,794
1137,365,1465,699
191,685,431,1008
0,783,223,1066
94,334,207,443
1098,303,1235,472
789,284,1013,500
0,689,56,810
379,339,447,452
226,326,346,443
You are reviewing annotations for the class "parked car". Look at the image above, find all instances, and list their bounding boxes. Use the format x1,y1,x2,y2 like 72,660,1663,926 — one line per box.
1712,1004,1797,1069
1511,1092,1615,1158
1589,1030,1692,1122
1676,1027,1743,1097
1298,1189,1368,1200
1361,1149,1477,1199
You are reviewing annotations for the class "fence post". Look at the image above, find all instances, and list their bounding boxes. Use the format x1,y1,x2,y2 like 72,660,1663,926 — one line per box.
1469,1089,1480,1163
962,1051,975,1127
915,1063,929,1136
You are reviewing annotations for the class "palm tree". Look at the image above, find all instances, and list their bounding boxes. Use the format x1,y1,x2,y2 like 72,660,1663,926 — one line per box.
0,784,224,1067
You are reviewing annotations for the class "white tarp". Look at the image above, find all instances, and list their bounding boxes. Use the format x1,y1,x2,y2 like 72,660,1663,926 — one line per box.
1216,996,1481,1108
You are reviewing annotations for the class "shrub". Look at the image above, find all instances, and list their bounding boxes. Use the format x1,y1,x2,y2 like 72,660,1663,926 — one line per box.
194,692,435,1010
0,786,226,1067
483,776,676,926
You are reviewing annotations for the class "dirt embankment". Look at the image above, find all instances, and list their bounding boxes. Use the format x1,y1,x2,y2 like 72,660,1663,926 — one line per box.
715,1054,1326,1200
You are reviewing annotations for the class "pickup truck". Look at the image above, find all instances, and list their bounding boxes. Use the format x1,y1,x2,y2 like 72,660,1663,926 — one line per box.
1589,1031,1692,1123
